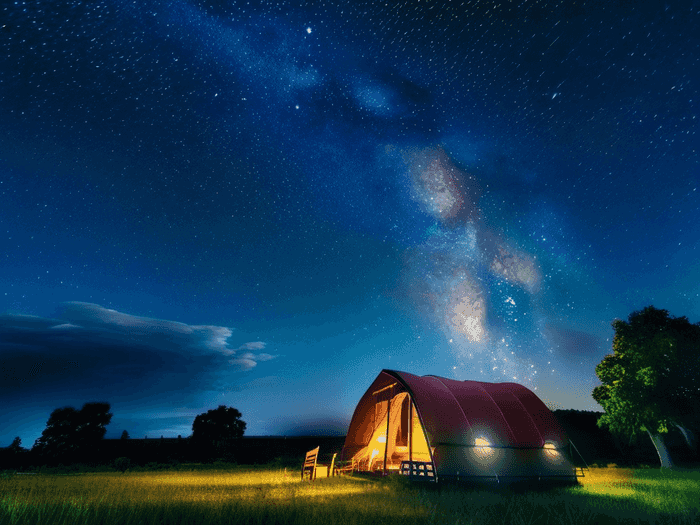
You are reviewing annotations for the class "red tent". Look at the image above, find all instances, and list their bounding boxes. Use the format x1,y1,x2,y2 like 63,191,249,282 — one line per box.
342,369,578,484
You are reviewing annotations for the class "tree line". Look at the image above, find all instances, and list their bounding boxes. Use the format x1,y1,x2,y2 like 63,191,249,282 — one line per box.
2,405,246,469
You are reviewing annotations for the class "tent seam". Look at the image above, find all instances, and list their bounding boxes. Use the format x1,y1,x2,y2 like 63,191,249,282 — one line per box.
473,382,518,445
506,388,545,445
429,376,473,438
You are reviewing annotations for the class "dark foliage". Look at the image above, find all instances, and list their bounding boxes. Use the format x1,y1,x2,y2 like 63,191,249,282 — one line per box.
553,409,658,466
191,405,246,462
8,437,22,453
0,437,28,471
114,456,131,473
592,306,700,468
593,306,700,435
32,402,112,465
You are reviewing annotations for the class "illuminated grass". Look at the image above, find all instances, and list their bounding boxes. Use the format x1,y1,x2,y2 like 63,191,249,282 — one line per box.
0,467,698,524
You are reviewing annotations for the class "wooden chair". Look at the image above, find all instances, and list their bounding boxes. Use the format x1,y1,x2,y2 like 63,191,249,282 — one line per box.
302,448,338,480
301,446,319,480
333,457,355,475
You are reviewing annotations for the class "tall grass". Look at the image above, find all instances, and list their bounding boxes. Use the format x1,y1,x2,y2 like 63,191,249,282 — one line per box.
0,466,698,525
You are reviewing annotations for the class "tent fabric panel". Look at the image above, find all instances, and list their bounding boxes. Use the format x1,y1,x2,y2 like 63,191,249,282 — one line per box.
343,372,403,453
390,370,472,445
432,445,575,479
431,446,489,478
349,399,390,472
490,447,576,478
410,403,432,462
476,383,544,447
385,393,408,470
431,376,518,447
502,384,569,445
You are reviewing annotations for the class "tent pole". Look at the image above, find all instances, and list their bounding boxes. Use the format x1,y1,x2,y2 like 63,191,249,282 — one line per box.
409,398,413,465
383,397,391,475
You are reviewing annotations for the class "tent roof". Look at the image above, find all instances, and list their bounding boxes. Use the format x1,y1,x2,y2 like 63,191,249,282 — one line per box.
345,369,569,450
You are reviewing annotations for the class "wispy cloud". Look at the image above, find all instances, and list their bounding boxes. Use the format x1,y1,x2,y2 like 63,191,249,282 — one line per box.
0,302,276,399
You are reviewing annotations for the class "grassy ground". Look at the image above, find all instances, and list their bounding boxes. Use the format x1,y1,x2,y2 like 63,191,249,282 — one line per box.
0,466,698,525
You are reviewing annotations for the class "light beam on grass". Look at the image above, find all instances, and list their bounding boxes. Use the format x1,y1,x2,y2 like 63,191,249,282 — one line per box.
1,467,698,524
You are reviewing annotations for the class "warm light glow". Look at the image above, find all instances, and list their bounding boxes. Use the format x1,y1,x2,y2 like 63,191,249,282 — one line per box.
352,393,431,472
543,442,559,459
474,438,490,448
474,437,494,460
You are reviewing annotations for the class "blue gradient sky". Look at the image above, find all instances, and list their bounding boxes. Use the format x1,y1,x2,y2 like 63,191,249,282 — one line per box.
1,0,699,447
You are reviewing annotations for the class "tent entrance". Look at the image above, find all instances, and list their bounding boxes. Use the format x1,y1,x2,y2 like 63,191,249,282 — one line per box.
351,391,431,473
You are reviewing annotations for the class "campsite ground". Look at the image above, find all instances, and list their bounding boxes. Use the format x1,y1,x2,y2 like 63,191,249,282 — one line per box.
0,465,698,525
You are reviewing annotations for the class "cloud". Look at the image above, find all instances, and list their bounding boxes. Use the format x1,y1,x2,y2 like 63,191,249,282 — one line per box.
50,302,235,355
228,357,257,371
0,303,274,400
229,352,277,371
226,342,277,370
270,416,350,437
235,341,266,352
541,323,601,365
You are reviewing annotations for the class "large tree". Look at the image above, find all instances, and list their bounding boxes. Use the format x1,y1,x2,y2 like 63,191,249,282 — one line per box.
191,405,246,461
32,402,113,464
592,306,700,468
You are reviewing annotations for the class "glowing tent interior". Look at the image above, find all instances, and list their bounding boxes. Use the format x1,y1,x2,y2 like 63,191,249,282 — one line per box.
341,370,581,484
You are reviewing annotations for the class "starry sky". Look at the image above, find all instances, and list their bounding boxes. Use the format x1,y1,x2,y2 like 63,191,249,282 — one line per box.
1,0,699,447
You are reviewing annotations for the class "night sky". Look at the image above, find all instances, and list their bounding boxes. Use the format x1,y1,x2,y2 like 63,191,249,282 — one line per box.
2,0,699,447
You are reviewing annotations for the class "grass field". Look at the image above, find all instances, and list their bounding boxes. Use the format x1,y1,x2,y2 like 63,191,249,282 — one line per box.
1,466,699,525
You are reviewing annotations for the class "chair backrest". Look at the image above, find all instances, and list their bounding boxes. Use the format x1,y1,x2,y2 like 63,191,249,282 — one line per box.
329,452,337,476
301,446,319,480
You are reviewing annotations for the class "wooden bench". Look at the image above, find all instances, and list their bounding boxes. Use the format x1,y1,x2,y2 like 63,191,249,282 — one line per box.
301,447,338,480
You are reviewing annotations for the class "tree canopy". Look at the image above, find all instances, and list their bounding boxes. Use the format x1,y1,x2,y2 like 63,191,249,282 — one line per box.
32,402,113,463
592,306,700,467
191,405,246,461
9,436,23,452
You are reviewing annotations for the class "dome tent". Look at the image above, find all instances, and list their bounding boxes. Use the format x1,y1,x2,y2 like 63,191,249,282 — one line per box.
342,369,580,485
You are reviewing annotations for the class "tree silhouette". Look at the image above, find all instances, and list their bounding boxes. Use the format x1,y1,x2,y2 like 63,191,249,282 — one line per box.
191,405,246,461
0,437,26,470
9,436,22,453
120,430,130,440
593,306,700,468
33,402,113,464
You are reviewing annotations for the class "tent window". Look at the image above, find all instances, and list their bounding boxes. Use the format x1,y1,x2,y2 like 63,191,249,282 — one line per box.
397,395,409,447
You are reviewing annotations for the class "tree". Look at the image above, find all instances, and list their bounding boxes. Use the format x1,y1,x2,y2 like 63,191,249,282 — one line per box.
191,405,246,461
9,436,22,453
1,436,26,470
592,306,700,468
32,402,113,464
120,430,130,440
